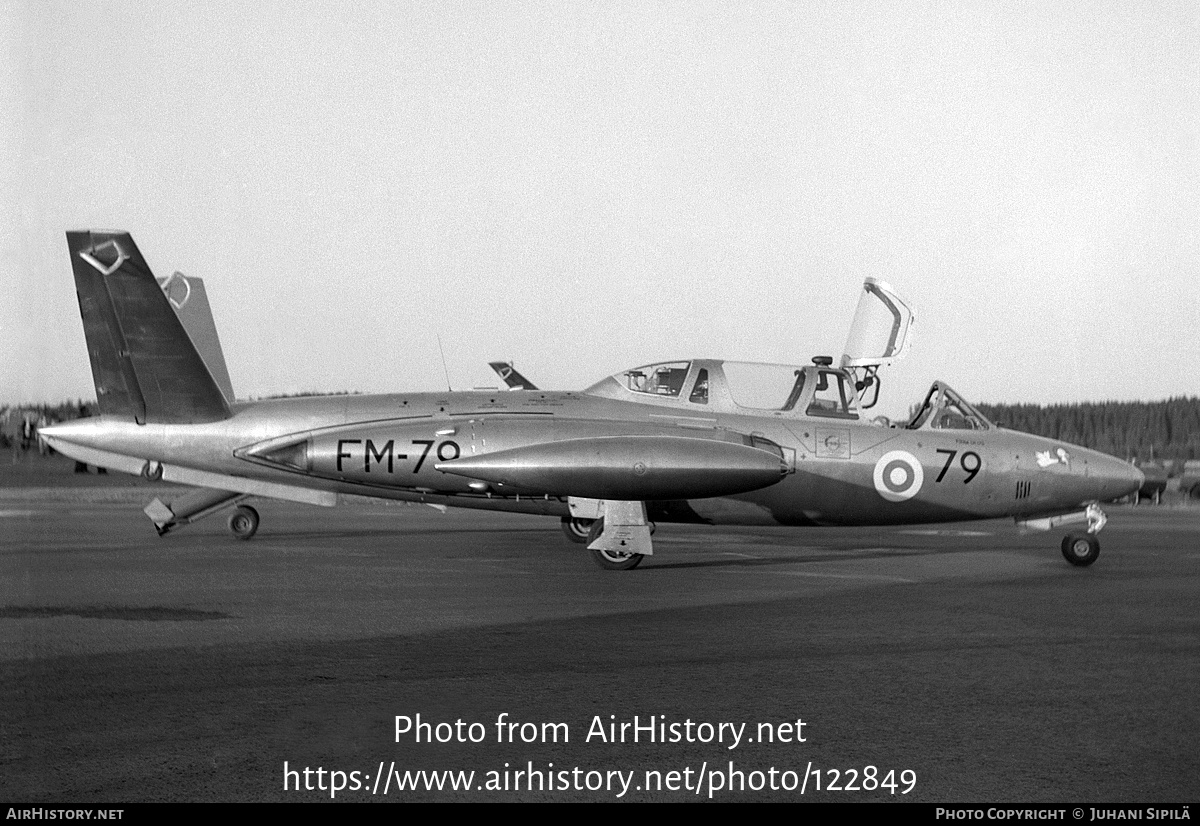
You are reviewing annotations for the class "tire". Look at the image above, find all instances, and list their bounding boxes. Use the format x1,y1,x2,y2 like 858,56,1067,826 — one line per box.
228,505,260,540
560,516,594,545
1061,533,1099,567
587,518,644,571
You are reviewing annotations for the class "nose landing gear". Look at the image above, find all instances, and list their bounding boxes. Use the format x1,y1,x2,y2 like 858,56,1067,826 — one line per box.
1061,533,1100,566
1017,502,1108,567
1060,502,1106,567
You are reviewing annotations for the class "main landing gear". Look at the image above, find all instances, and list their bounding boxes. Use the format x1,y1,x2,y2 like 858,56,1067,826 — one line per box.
586,518,644,571
560,516,594,544
563,513,655,570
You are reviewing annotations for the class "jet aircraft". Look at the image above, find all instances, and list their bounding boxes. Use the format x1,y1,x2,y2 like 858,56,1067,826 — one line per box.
41,231,1144,570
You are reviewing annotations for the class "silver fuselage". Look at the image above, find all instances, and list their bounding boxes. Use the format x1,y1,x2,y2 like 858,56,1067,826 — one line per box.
42,384,1144,528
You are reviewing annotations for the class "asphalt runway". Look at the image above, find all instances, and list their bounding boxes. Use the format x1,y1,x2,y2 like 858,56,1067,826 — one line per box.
1,495,1197,802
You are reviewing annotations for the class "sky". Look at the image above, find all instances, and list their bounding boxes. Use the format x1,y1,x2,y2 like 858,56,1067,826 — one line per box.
3,1,1197,418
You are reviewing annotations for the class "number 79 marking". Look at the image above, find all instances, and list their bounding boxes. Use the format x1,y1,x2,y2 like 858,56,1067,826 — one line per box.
935,449,982,484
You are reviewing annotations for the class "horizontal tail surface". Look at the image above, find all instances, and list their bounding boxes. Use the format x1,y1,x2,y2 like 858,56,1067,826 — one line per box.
66,230,232,424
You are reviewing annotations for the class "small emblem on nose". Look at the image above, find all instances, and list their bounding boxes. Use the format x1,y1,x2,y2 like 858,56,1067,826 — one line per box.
1036,448,1071,469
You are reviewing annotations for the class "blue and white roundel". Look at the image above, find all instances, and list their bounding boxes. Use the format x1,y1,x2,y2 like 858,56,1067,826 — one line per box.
873,450,924,502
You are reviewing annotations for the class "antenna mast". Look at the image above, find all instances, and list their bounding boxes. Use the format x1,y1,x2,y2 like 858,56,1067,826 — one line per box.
436,334,452,392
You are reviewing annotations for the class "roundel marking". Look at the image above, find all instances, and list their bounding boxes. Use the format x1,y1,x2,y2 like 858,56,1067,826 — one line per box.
873,450,924,502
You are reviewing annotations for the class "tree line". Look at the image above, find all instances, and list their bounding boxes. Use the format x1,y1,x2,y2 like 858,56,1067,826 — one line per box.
976,397,1200,464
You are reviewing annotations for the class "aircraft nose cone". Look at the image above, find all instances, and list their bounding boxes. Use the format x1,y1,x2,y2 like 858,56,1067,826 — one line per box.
1092,454,1144,501
1126,462,1147,497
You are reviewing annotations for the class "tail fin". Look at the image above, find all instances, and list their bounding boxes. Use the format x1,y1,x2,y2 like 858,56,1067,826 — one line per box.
488,361,539,390
158,272,236,403
66,230,232,424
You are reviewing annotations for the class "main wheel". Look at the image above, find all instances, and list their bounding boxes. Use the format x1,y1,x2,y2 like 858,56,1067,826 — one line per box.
228,505,260,540
560,516,595,545
1061,533,1099,566
586,518,644,571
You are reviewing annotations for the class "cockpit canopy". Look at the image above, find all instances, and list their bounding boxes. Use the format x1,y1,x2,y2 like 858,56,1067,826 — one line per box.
905,381,994,431
621,361,692,398
586,361,997,431
588,359,860,419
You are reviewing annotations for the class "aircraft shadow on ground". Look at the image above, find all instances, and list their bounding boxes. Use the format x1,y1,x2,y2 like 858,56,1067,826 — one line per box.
637,544,969,572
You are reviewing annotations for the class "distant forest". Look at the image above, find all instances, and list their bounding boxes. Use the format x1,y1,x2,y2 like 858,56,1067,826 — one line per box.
976,398,1200,464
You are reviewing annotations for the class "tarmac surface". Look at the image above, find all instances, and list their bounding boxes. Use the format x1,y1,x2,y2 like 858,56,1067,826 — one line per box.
1,493,1197,802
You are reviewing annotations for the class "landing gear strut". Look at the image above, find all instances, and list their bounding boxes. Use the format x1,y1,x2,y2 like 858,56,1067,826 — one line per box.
1061,502,1106,567
144,489,248,537
1018,502,1109,568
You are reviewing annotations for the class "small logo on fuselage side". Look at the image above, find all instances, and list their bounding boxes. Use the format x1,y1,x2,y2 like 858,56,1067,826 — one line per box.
1035,447,1071,469
873,450,924,502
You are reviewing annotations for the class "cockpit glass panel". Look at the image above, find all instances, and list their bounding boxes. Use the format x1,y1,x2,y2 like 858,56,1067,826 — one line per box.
806,371,856,418
724,362,804,410
933,397,987,430
689,369,709,404
624,361,691,397
905,383,993,430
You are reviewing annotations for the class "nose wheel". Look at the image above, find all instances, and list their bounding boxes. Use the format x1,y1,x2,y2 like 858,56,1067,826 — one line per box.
1061,533,1099,566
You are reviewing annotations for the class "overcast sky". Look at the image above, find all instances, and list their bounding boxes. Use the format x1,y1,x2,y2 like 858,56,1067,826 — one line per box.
3,1,1197,417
